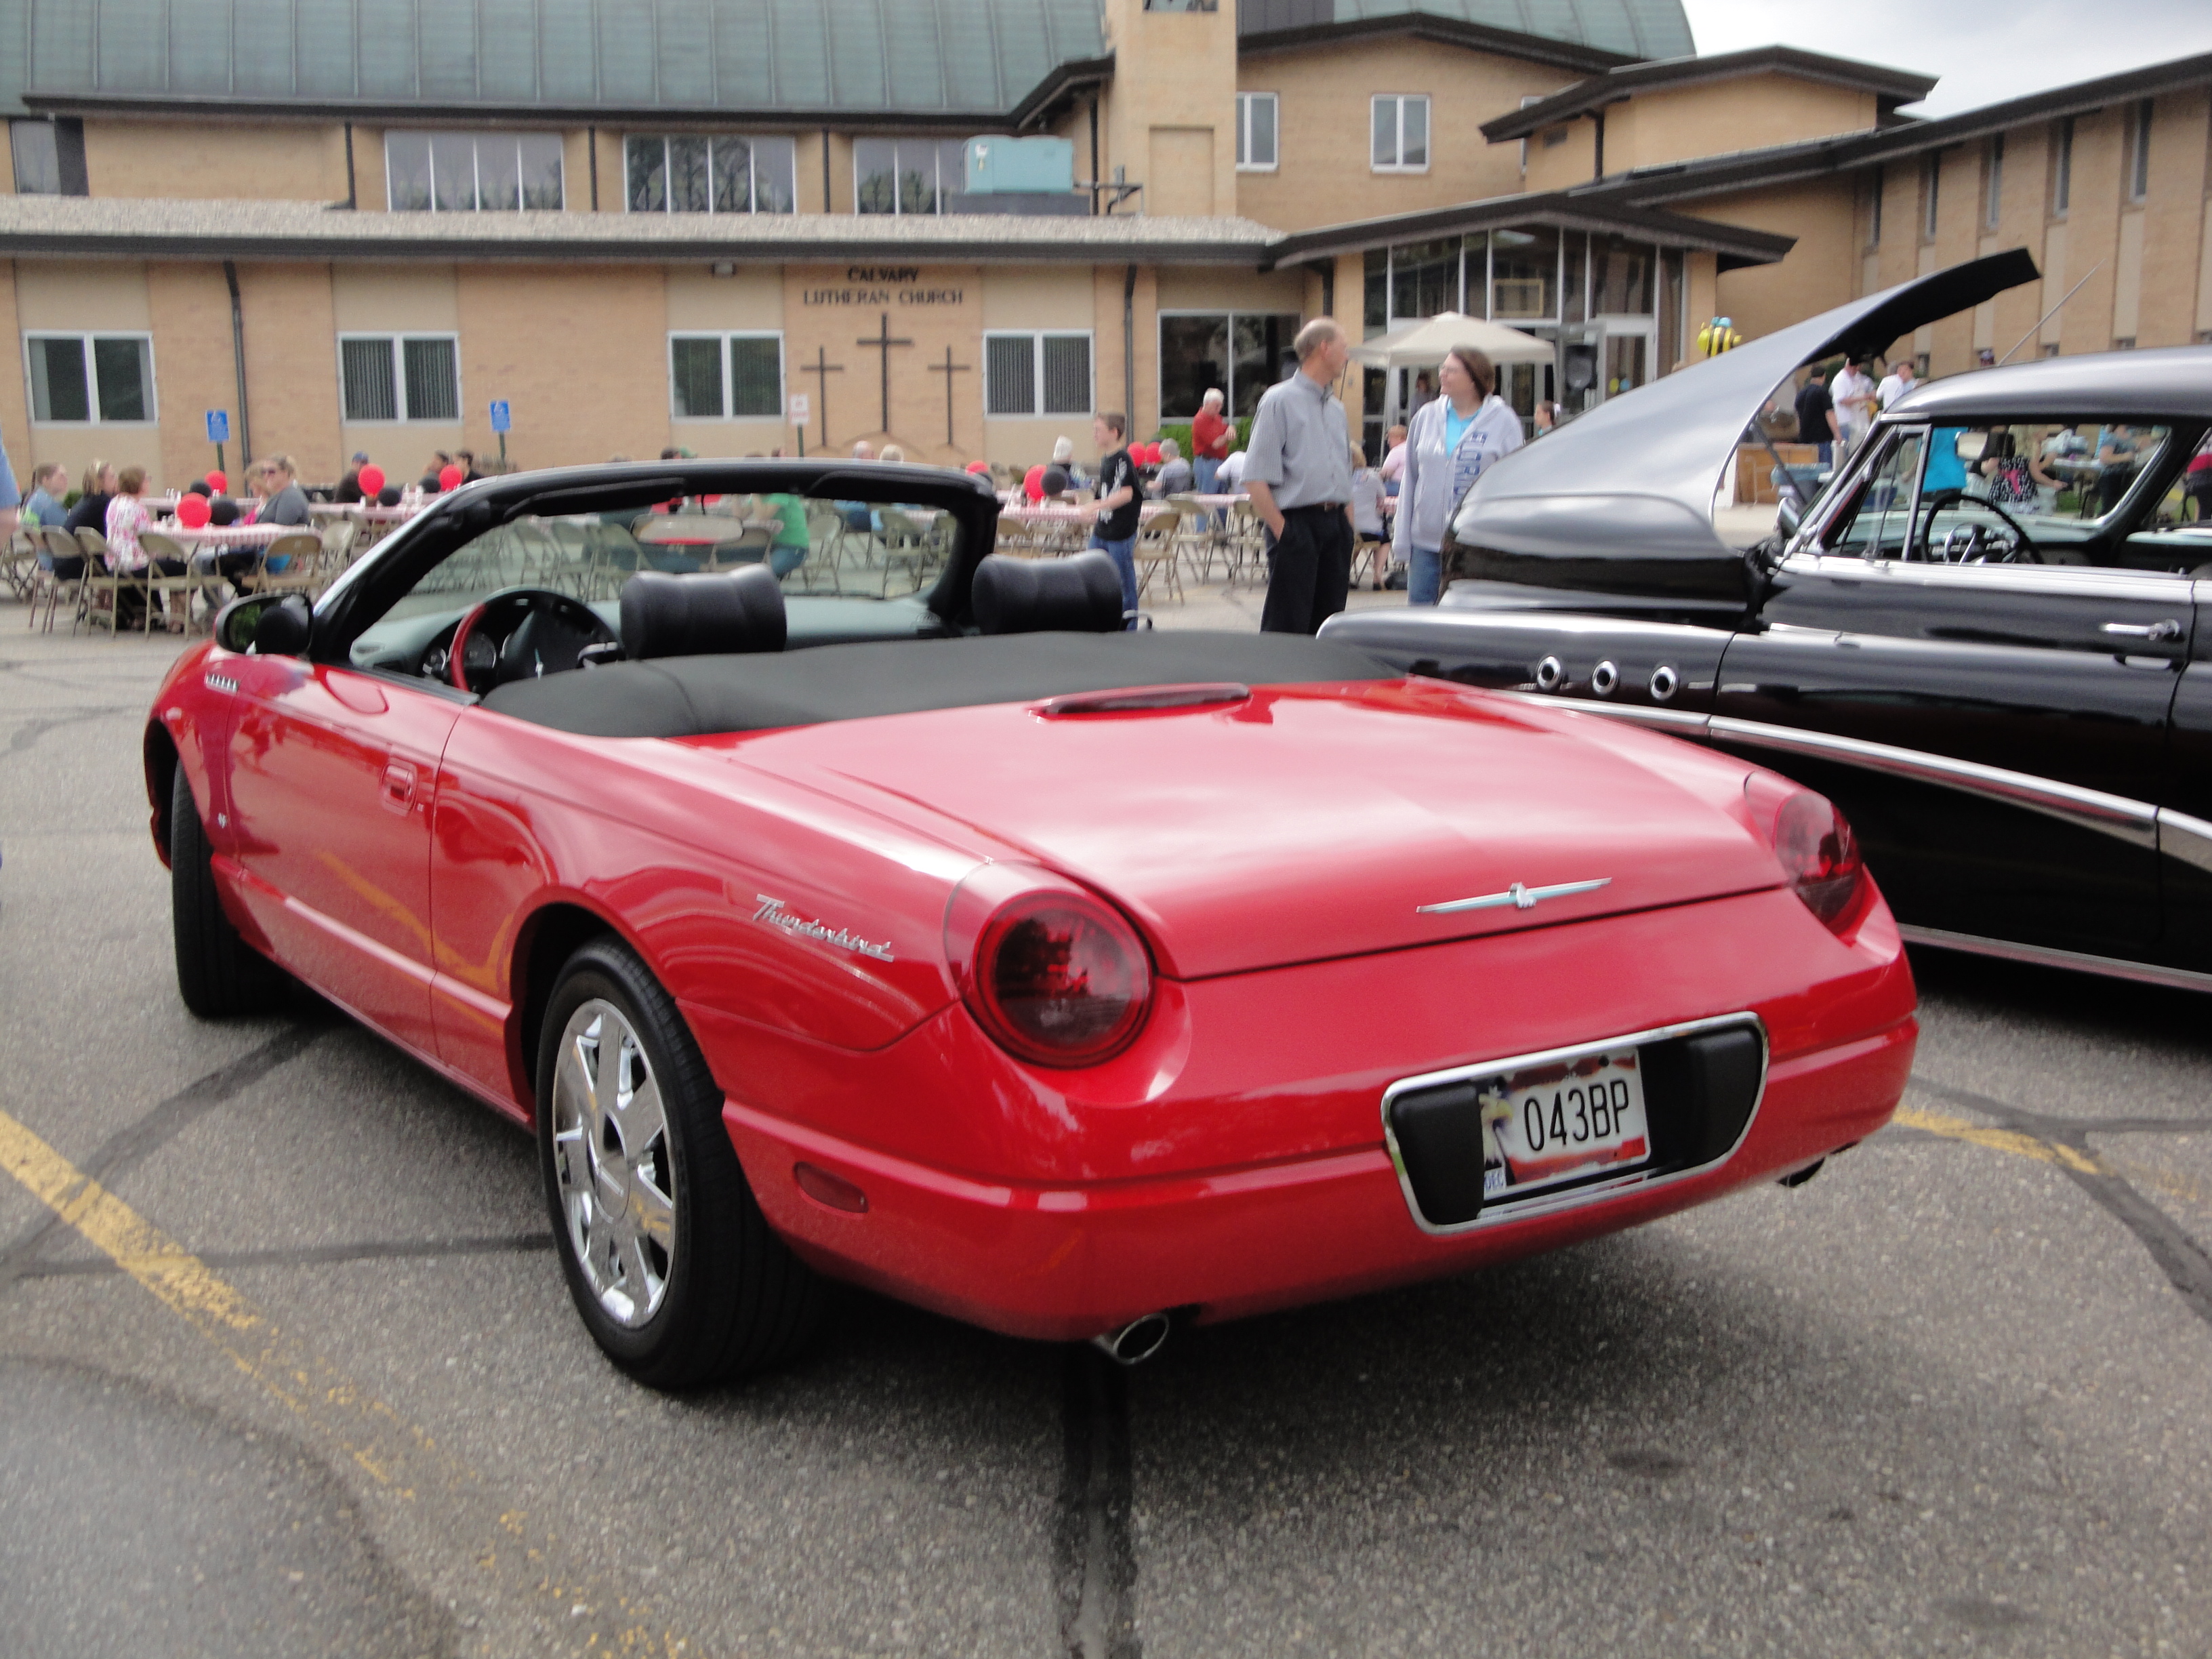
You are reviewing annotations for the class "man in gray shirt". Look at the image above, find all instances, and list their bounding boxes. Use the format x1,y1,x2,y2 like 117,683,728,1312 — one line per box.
1243,318,1355,634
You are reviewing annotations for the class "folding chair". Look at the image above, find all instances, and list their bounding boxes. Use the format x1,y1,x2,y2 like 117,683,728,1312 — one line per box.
0,529,35,600
136,530,201,636
34,529,83,632
245,533,325,597
1132,508,1186,606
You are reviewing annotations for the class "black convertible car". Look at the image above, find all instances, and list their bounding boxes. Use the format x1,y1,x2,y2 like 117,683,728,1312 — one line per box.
1326,251,2212,992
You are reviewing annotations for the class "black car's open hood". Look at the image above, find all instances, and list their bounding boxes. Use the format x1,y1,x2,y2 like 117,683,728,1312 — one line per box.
1443,249,2041,604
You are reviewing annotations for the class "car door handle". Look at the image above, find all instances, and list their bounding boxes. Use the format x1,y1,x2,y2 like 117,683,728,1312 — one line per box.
2100,619,2182,641
381,760,417,813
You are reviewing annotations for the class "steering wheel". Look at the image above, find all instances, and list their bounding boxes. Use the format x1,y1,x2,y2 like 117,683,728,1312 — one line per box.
1912,487,2042,565
438,588,617,695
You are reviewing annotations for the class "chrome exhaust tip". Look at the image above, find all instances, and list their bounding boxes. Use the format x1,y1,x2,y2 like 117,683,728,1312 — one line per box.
1090,1313,1172,1367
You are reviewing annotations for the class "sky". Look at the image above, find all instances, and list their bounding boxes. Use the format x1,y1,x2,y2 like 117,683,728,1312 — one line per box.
1678,0,2212,118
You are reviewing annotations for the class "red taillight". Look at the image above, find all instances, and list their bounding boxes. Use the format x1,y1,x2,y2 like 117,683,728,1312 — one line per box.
964,888,1152,1067
1745,773,1869,934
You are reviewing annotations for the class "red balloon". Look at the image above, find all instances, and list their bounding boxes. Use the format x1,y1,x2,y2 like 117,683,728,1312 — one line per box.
205,470,226,493
357,464,385,495
174,492,211,529
1144,443,1163,466
1023,464,1046,503
965,459,991,475
438,464,465,492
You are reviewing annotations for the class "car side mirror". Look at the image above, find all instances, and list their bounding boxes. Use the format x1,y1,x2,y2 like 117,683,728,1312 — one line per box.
213,592,311,655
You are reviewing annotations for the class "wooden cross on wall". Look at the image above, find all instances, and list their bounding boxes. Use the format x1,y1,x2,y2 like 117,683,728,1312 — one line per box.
926,346,972,447
800,347,844,451
855,312,914,436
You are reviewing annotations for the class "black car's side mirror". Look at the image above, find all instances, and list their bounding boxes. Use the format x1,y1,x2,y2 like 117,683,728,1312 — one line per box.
213,592,311,655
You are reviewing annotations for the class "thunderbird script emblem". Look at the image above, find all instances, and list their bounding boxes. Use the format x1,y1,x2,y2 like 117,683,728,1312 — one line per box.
753,895,894,962
1416,877,1612,916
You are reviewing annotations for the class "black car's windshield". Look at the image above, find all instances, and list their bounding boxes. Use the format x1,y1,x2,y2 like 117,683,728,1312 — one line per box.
1810,420,2175,562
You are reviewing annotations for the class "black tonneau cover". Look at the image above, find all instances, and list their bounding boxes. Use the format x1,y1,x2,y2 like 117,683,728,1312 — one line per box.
478,631,1392,739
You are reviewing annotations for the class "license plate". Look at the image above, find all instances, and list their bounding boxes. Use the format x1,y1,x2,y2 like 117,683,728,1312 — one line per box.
1478,1046,1651,1200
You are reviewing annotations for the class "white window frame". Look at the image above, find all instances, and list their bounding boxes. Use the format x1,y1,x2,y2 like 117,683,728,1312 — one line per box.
853,138,967,216
1370,94,1430,174
2127,98,2152,203
336,333,462,424
667,331,787,422
1235,91,1278,172
981,329,1095,418
624,134,798,215
384,131,565,213
22,330,158,425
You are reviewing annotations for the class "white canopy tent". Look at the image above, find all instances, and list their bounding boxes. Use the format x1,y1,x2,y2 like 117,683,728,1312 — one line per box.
1349,312,1555,369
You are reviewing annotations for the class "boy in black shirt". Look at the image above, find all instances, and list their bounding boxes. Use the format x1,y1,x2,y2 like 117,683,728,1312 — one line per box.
1794,366,1837,464
1083,411,1141,628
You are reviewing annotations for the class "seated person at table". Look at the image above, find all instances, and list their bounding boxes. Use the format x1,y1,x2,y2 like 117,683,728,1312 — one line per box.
1150,438,1193,497
762,492,811,578
335,451,371,503
106,467,185,627
260,455,312,527
65,460,117,536
21,462,66,531
2095,426,2141,515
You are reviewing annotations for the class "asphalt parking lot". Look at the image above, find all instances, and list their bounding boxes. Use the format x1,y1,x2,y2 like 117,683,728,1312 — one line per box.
3,618,2209,1658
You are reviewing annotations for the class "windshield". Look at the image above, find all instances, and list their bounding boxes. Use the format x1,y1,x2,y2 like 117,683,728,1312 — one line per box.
1809,421,2175,561
349,491,960,672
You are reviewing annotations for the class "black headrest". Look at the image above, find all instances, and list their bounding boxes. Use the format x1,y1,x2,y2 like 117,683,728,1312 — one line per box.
619,566,787,661
208,497,240,526
971,551,1125,636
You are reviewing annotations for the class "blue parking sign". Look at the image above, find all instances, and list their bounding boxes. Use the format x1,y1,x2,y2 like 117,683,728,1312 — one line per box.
205,410,230,443
489,400,511,434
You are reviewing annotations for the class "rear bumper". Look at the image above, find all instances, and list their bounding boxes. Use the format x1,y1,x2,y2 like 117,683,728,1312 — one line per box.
722,1015,1914,1343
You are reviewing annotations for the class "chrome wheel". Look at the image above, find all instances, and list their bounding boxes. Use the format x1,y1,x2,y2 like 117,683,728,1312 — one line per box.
550,999,675,1328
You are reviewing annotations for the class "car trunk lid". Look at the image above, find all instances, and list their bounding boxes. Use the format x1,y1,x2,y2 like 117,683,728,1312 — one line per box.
702,678,1778,979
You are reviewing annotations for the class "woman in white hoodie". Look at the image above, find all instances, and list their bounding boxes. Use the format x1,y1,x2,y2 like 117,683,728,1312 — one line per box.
1390,346,1523,605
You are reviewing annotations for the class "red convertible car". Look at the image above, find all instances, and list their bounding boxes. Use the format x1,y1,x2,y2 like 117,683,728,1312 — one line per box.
148,462,1916,1385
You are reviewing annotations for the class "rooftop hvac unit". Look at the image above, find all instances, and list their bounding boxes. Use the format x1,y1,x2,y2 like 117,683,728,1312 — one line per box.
964,136,1076,196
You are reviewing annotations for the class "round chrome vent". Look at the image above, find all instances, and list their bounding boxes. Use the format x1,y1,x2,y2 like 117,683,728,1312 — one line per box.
1650,664,1681,701
1534,655,1565,692
1591,660,1619,697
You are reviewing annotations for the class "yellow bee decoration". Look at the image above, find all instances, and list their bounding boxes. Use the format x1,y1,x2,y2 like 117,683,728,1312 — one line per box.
1697,316,1744,356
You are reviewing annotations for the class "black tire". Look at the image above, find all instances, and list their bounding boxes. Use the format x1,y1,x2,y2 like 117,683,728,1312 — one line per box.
171,765,287,1018
535,936,824,1387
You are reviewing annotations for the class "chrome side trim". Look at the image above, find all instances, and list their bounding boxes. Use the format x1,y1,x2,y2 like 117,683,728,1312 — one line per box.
1704,715,2159,850
1379,1011,1769,1239
1898,924,2212,995
1493,691,1713,734
2157,808,2212,876
1507,693,2199,865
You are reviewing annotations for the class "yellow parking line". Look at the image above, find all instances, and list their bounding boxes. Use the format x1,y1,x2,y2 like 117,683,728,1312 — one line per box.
0,1105,687,1654
1893,1105,2102,1174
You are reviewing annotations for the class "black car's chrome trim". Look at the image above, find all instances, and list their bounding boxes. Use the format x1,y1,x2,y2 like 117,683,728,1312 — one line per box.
1703,716,2160,851
2158,809,2212,876
1503,692,2170,855
1782,550,2199,603
1899,925,2212,994
1380,1012,1769,1239
1498,693,1711,733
